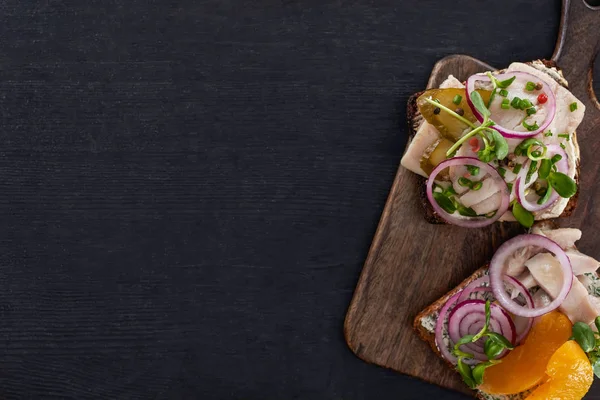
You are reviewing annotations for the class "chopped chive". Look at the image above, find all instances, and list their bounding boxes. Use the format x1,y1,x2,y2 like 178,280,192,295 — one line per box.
458,177,472,187
522,120,539,132
511,97,521,109
433,192,456,214
519,99,533,109
498,167,506,178
526,107,537,116
466,165,480,176
531,150,542,158
445,185,457,196
558,133,570,141
501,99,510,109
570,102,578,112
513,163,522,174
471,181,483,191
507,182,513,193
526,160,538,184
499,89,508,97
551,154,563,164
560,143,566,149
544,131,553,137
453,94,462,105
525,81,536,91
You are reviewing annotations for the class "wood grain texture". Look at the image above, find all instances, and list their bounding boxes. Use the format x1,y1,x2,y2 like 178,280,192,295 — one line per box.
345,0,600,397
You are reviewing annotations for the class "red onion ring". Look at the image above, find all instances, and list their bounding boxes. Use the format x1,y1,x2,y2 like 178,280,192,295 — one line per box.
465,71,556,138
457,275,534,344
489,234,573,318
515,144,569,212
434,292,461,364
447,300,516,361
426,157,510,228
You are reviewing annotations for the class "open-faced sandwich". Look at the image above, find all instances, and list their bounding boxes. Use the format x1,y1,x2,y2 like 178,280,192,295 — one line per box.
414,223,600,399
401,61,585,228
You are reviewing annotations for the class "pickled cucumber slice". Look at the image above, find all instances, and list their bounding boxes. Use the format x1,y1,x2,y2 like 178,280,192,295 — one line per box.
417,88,491,141
420,138,454,176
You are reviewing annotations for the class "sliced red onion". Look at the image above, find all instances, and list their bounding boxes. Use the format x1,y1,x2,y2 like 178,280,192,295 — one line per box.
465,71,556,138
489,234,573,318
515,144,569,212
434,292,461,364
457,275,534,344
426,157,510,228
447,300,516,361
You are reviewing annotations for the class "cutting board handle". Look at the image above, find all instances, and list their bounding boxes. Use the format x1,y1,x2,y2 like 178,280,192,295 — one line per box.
552,0,600,107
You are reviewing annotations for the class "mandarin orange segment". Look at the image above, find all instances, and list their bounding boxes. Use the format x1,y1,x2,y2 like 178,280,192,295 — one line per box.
478,311,572,395
525,340,593,400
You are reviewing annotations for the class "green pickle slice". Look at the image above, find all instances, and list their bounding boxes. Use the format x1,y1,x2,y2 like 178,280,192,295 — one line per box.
417,88,491,142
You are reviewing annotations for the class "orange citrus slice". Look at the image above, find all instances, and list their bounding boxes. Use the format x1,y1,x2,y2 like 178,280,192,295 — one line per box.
525,340,593,400
478,311,572,395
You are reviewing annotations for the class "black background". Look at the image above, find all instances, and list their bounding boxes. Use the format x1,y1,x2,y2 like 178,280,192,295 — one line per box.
1,0,598,399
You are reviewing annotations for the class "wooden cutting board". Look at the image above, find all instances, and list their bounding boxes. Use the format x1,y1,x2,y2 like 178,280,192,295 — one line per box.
344,0,600,396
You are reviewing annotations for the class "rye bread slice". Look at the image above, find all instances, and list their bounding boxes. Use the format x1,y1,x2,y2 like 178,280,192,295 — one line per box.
413,222,596,399
405,59,580,224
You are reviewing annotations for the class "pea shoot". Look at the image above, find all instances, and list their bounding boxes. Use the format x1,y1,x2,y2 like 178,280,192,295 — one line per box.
444,91,508,162
485,73,515,108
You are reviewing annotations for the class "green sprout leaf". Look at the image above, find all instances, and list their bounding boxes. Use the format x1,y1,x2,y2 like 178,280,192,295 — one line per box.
592,356,600,379
472,360,501,386
486,332,515,350
496,76,516,89
572,322,596,352
484,338,505,360
538,159,552,180
512,202,534,228
547,172,577,198
595,316,600,334
470,91,491,118
489,129,508,160
457,358,477,389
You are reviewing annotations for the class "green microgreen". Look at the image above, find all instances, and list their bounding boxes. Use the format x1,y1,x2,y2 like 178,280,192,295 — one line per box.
452,300,513,389
547,172,577,198
512,201,534,228
571,318,600,379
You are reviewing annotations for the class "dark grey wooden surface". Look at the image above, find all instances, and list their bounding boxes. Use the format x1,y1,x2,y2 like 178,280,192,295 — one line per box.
0,0,595,399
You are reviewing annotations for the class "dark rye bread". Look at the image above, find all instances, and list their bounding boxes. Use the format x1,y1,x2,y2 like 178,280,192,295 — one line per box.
405,59,580,224
412,265,488,368
412,265,525,400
